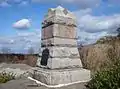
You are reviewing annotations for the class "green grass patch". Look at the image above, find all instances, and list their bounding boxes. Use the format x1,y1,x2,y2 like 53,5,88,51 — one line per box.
0,72,15,83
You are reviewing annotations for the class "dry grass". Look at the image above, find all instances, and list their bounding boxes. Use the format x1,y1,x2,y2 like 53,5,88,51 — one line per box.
79,36,120,72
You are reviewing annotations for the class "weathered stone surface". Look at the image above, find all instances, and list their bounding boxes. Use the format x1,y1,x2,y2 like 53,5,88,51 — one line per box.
42,6,77,27
42,24,77,39
46,6,76,19
48,58,82,69
33,68,90,85
42,25,53,39
54,24,77,39
42,16,77,28
0,63,33,79
37,57,82,69
41,47,79,58
41,37,77,47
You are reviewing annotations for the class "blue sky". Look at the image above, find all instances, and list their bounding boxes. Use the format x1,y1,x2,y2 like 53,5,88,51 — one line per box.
0,0,120,53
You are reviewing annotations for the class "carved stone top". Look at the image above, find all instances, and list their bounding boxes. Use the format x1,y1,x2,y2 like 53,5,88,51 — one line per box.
46,6,76,19
42,6,77,28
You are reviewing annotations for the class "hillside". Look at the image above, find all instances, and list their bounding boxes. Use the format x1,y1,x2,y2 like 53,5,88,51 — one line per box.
79,36,120,72
0,54,37,67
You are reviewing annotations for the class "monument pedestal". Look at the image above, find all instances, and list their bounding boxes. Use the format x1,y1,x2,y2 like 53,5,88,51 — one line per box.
34,68,90,85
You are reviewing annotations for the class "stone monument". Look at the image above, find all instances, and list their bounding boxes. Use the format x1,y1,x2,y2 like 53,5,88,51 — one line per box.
35,6,90,85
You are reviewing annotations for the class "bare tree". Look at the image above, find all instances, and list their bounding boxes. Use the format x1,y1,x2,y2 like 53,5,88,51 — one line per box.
1,47,11,54
117,27,120,37
28,47,34,54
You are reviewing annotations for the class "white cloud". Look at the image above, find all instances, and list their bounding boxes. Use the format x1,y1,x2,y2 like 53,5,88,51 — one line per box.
77,30,113,45
0,0,119,8
0,1,10,7
32,0,101,8
0,30,41,54
13,19,31,29
74,8,120,45
0,0,101,8
74,8,92,16
0,0,30,7
77,14,120,33
107,0,120,4
19,1,29,6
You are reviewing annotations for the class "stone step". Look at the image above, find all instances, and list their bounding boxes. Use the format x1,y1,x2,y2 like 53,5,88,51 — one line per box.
33,68,91,85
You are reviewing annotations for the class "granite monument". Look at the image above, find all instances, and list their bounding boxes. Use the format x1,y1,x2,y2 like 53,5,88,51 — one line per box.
35,6,90,85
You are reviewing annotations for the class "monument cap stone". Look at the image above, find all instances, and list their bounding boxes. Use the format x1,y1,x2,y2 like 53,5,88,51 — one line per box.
47,6,76,19
42,6,77,28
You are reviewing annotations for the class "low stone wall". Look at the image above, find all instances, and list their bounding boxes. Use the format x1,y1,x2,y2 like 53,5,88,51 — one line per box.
0,54,38,67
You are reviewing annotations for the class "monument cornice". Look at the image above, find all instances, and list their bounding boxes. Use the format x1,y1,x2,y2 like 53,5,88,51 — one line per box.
42,15,77,28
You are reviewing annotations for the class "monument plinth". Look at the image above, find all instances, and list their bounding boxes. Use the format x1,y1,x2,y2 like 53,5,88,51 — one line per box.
35,6,90,85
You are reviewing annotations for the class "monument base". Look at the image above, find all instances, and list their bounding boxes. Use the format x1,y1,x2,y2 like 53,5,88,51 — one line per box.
33,67,90,85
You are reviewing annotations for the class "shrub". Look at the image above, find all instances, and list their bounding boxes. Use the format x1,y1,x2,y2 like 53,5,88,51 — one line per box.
86,42,120,89
0,72,15,83
86,61,120,89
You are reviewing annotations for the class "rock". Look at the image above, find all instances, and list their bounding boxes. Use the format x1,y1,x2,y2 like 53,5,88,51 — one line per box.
0,63,34,79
